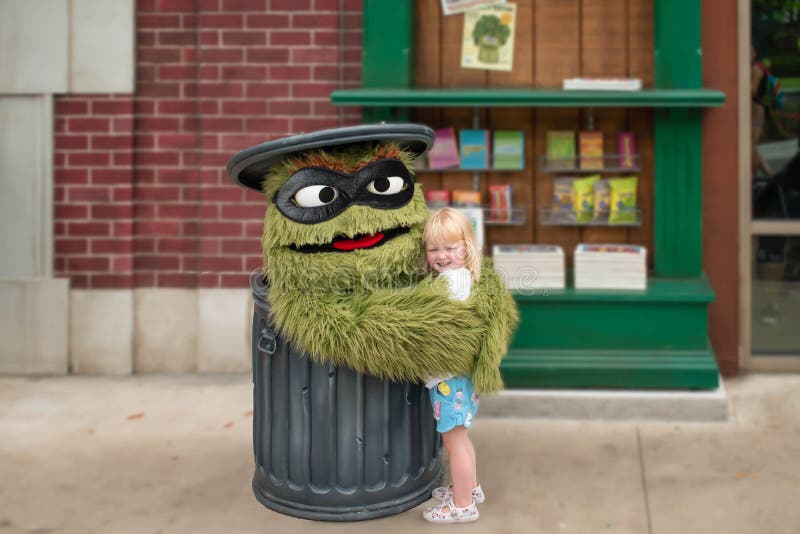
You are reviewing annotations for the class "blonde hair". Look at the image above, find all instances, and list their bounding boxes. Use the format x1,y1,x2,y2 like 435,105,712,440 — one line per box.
421,207,482,281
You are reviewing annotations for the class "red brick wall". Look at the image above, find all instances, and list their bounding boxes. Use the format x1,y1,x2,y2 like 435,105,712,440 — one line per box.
54,0,363,289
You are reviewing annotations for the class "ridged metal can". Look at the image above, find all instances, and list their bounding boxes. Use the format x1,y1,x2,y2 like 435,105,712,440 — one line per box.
250,273,443,521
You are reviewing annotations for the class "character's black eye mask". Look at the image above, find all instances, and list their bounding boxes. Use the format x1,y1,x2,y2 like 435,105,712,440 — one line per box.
274,158,414,224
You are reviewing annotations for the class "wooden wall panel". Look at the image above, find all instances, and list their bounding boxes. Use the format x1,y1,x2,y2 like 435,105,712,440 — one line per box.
628,0,655,87
628,0,655,265
534,0,581,88
487,0,535,246
413,0,443,194
535,0,581,261
439,10,486,234
411,0,655,261
581,0,628,245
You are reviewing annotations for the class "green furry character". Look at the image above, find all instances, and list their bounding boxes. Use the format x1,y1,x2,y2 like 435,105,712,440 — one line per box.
228,125,517,394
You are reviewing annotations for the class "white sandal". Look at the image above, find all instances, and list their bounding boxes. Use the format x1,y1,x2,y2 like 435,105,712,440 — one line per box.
431,483,485,504
423,497,479,523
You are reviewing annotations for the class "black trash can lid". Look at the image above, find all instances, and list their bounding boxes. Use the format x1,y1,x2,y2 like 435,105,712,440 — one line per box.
227,123,435,192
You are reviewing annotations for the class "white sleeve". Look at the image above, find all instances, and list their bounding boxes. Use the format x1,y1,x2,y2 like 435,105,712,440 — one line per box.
440,268,472,301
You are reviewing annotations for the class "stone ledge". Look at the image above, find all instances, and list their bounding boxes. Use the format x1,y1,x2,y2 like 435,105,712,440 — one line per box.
0,278,69,374
479,378,728,422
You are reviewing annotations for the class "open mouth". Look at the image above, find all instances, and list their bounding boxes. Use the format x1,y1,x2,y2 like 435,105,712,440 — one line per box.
289,226,410,253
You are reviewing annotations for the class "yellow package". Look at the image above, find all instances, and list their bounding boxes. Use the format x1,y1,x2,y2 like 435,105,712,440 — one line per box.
553,177,574,211
608,177,638,224
572,175,600,223
593,179,610,222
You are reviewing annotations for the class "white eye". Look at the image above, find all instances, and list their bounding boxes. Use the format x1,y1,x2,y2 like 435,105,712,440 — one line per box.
366,176,406,195
293,185,338,207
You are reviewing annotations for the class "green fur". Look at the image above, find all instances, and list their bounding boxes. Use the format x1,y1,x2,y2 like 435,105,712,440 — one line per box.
260,145,518,394
267,264,517,393
471,262,520,393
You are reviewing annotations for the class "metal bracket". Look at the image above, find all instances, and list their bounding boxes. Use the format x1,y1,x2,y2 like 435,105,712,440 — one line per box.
258,327,277,355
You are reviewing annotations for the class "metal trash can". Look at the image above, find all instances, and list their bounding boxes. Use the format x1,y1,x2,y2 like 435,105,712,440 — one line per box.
250,272,443,521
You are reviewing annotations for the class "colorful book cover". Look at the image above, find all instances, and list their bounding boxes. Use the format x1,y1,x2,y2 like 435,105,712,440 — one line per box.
427,128,461,170
576,243,646,255
452,189,482,207
546,130,576,169
459,129,490,169
492,130,524,169
488,184,512,222
425,189,451,209
456,207,485,252
618,132,636,169
461,3,516,72
579,131,604,170
494,244,563,255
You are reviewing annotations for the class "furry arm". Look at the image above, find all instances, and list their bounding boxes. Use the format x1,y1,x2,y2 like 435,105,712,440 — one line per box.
267,278,486,383
470,264,520,394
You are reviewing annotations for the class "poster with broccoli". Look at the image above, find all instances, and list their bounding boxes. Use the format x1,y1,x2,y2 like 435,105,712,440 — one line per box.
461,3,516,71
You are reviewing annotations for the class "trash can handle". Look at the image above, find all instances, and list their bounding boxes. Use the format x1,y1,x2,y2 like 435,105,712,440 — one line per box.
258,327,277,355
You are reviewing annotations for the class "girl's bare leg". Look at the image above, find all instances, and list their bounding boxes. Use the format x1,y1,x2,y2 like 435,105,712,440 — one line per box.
442,426,477,508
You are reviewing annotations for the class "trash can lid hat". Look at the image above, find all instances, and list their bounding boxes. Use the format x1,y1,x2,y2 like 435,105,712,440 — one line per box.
227,123,435,192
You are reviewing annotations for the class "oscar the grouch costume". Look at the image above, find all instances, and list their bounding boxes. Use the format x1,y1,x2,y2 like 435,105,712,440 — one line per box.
228,124,517,394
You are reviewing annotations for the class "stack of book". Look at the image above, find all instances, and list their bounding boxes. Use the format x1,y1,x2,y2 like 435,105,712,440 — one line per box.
492,244,565,290
574,244,647,290
562,77,642,91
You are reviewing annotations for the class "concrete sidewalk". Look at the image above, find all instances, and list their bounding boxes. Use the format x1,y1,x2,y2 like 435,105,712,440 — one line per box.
1,373,799,534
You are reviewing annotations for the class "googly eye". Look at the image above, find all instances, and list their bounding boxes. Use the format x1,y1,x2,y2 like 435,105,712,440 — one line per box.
293,185,338,207
366,176,406,195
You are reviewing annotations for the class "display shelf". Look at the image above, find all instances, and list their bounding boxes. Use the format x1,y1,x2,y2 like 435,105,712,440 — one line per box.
539,206,641,226
351,0,723,390
330,87,726,108
540,154,641,174
483,205,527,226
414,166,524,173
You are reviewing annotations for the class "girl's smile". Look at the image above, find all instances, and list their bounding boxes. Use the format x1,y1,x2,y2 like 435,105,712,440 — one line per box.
426,241,467,273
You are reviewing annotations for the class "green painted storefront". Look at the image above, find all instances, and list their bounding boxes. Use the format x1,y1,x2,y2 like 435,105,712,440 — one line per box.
331,0,725,390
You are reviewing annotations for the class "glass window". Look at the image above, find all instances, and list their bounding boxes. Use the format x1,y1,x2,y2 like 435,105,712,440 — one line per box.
752,235,800,354
751,3,800,220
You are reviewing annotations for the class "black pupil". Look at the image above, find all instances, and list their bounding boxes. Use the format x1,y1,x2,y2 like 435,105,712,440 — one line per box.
373,178,390,193
318,186,335,203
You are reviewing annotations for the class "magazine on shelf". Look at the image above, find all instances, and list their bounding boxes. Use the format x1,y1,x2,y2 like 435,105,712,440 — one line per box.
546,130,576,169
452,189,482,207
563,78,642,91
617,132,636,169
457,207,485,252
459,129,490,169
488,184,512,222
425,190,451,209
492,130,524,169
579,131,604,170
428,128,461,170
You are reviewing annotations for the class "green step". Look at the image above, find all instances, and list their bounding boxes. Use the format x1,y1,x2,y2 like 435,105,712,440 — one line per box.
504,276,719,389
501,348,719,390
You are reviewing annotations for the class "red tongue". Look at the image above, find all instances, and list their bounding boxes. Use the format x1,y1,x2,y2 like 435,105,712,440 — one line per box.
332,232,385,251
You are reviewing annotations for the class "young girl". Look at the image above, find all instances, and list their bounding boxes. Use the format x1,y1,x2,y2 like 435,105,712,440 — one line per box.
421,207,486,524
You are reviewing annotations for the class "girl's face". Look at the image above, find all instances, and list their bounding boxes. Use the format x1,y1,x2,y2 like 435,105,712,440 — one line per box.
426,240,467,273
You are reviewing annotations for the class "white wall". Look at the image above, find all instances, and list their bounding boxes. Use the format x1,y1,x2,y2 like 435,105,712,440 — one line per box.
0,0,135,374
0,0,135,94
